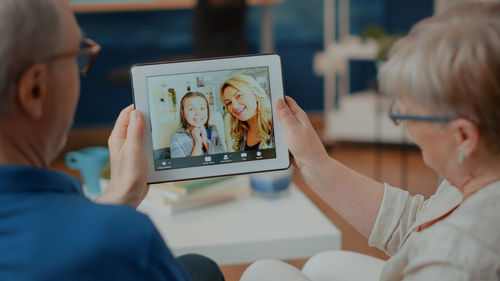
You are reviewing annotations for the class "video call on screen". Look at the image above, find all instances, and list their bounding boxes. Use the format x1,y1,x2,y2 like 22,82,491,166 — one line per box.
147,67,276,171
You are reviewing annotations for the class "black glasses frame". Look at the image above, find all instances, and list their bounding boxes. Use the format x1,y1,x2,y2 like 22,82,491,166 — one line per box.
388,99,454,126
42,38,101,76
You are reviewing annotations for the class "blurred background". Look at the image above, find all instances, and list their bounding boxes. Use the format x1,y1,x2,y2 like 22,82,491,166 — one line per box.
70,0,432,127
61,1,475,279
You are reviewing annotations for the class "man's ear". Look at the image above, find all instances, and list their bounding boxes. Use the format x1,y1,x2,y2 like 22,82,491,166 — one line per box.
449,118,481,157
16,63,50,119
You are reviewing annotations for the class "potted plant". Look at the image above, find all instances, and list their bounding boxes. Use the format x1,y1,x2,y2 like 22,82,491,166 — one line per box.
361,25,403,67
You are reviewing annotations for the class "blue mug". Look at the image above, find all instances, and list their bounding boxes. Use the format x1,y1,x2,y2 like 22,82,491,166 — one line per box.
250,168,292,197
65,146,109,195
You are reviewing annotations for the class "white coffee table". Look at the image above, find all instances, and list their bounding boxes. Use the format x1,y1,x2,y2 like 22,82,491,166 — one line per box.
138,176,342,265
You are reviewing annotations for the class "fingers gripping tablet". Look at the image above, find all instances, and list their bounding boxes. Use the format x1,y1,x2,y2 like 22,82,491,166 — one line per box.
131,54,290,183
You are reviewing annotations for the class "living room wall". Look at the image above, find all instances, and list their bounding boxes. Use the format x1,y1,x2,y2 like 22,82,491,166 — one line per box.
73,0,432,127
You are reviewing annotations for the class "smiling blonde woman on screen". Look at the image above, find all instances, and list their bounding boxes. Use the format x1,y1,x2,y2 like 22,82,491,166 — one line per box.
240,3,500,281
220,74,273,152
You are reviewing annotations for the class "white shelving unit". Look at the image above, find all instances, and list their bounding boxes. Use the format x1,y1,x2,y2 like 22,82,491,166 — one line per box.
315,0,409,144
316,0,492,143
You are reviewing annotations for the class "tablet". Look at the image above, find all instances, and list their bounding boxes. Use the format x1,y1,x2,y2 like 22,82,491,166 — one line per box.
131,54,290,183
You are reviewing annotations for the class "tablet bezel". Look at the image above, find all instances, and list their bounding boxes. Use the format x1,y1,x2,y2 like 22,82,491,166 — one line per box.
131,54,290,184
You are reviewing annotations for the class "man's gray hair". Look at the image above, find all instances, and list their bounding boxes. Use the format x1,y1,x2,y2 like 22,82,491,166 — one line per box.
0,0,64,113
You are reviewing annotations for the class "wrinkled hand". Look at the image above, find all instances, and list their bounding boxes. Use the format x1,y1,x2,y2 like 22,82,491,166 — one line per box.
96,105,149,208
276,96,329,170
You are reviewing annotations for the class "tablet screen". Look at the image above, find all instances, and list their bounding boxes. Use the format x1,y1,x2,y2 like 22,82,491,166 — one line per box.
147,67,276,171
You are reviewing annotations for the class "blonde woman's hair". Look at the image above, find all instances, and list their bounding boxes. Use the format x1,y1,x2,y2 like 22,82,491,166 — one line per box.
379,2,500,153
219,74,273,151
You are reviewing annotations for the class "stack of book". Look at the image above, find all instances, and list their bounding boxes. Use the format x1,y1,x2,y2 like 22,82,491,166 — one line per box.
147,176,242,215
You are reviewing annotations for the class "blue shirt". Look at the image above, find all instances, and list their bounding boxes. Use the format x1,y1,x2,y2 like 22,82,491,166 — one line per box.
0,166,191,281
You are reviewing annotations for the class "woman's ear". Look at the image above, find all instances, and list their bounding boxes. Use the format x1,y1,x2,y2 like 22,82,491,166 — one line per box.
254,94,261,109
449,118,481,158
16,63,50,120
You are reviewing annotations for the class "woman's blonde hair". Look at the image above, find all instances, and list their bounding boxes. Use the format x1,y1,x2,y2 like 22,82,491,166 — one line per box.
179,92,210,130
379,2,500,153
219,74,273,151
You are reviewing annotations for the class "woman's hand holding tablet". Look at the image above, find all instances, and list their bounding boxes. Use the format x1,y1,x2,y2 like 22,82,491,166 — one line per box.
130,54,290,183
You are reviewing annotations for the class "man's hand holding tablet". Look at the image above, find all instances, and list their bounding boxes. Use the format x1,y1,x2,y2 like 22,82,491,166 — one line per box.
130,54,290,183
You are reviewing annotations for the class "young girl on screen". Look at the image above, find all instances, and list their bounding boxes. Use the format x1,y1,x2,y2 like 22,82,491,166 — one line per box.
219,75,274,152
170,92,226,158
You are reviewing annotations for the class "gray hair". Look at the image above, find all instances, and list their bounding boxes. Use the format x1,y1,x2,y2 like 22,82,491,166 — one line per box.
0,0,64,113
379,2,500,153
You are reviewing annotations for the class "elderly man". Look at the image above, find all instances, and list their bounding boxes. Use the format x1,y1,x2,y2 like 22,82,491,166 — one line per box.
0,0,224,280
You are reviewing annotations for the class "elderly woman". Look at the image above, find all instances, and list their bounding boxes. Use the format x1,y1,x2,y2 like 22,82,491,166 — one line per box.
240,3,500,281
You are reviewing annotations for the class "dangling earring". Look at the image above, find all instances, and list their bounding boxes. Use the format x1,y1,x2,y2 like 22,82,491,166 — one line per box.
457,149,465,164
